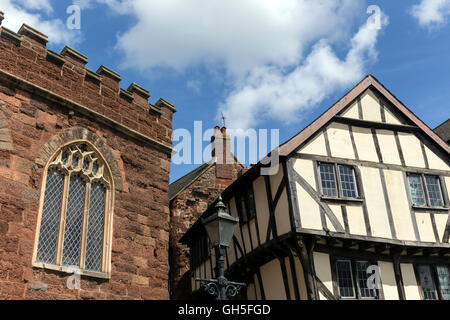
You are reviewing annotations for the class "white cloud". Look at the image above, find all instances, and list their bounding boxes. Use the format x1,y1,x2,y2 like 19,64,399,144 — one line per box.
221,12,388,129
96,0,132,14
14,0,52,13
106,0,362,76
97,0,388,130
72,0,94,10
411,0,450,29
0,0,81,44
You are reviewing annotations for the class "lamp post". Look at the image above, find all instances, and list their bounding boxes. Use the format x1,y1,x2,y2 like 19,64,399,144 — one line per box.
196,195,246,300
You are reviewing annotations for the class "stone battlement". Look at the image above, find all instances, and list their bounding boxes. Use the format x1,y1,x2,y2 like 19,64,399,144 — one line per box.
0,17,175,153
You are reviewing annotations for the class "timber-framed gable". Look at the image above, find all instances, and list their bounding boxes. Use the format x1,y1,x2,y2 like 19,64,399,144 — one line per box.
182,74,450,301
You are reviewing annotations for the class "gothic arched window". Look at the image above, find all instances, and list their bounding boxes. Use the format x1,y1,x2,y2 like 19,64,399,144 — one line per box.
33,141,114,278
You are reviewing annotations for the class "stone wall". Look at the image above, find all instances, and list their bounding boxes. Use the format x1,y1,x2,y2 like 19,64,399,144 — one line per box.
0,22,175,299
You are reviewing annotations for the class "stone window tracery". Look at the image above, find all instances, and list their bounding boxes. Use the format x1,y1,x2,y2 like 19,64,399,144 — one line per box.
34,141,113,278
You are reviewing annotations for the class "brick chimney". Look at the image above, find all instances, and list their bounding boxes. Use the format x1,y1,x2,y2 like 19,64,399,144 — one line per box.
211,126,233,179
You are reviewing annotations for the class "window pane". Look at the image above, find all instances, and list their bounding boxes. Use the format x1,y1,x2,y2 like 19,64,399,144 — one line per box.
356,261,377,298
436,266,450,300
339,165,358,198
425,176,444,207
417,265,438,300
36,169,65,264
320,164,337,197
336,260,355,298
85,183,106,272
408,174,426,206
62,175,86,267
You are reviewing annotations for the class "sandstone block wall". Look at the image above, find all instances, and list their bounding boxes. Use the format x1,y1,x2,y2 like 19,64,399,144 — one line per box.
169,160,243,299
0,21,175,299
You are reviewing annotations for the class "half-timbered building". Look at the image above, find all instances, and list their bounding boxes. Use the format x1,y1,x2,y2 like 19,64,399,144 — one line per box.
181,74,450,300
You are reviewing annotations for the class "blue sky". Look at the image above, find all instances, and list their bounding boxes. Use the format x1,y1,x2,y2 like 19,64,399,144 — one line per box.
1,0,449,183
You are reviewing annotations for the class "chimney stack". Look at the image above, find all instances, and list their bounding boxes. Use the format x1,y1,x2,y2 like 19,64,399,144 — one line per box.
211,125,233,180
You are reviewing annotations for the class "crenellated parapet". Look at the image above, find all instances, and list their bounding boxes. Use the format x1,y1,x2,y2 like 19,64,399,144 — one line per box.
0,16,176,153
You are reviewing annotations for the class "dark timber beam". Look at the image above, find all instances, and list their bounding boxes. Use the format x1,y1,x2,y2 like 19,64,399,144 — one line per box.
394,131,406,167
333,116,420,133
285,158,303,229
315,276,336,300
343,239,358,248
273,179,286,209
232,235,245,257
326,238,338,247
273,243,291,256
246,254,268,266
443,215,450,243
375,243,390,254
293,236,318,301
358,242,375,251
287,252,301,300
392,249,406,300
264,175,279,242
422,248,440,257
379,168,397,239
293,153,450,178
290,168,345,233
406,248,422,256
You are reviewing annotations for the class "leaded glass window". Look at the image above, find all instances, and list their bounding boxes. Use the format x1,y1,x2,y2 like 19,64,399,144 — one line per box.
436,265,450,300
319,163,359,199
408,174,426,206
36,168,64,264
408,173,445,207
339,165,358,198
35,142,112,276
62,175,86,267
417,265,438,300
425,176,444,207
336,260,355,298
85,183,106,272
319,163,338,197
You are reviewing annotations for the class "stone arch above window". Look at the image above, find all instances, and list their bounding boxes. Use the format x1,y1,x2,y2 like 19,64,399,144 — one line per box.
0,110,12,151
35,127,123,191
33,140,115,278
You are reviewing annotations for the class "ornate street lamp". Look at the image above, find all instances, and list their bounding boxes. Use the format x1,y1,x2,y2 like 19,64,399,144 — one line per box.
196,195,246,300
